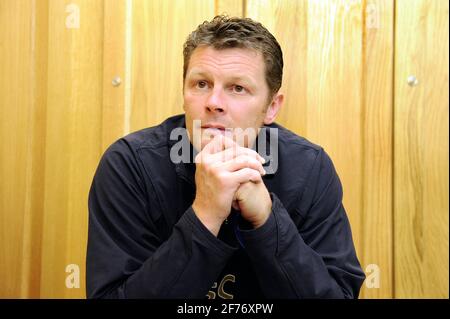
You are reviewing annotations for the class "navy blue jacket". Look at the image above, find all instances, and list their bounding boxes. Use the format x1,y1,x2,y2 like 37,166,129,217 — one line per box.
86,114,365,299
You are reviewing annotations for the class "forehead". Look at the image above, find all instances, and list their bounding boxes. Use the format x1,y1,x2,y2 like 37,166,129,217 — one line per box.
186,46,265,79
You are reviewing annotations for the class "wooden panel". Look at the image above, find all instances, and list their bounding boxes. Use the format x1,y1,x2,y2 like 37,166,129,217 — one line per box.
0,0,33,298
102,0,128,150
360,0,394,298
130,0,216,131
394,0,449,298
22,0,49,299
305,0,364,257
39,0,104,298
246,0,308,136
0,0,48,298
216,0,244,17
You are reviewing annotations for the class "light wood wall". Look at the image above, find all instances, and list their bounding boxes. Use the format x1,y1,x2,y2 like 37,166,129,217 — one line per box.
394,0,449,298
0,0,448,299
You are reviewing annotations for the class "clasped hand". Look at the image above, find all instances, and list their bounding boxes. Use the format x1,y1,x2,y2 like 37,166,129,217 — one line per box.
192,134,272,236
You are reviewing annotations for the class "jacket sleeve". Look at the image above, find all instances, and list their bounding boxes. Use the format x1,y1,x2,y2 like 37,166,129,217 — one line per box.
86,140,236,298
237,148,366,298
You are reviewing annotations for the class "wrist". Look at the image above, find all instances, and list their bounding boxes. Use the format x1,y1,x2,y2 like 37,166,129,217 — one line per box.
251,198,272,229
192,201,225,237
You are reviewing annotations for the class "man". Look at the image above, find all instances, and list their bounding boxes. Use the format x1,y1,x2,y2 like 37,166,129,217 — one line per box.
87,15,365,299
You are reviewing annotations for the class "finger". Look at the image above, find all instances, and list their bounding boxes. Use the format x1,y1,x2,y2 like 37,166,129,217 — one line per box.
195,135,225,164
229,167,263,184
200,134,222,155
201,134,237,155
210,146,265,164
195,135,236,164
217,155,266,175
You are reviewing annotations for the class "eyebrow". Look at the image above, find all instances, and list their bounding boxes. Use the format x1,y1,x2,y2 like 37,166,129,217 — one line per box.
187,70,256,86
187,70,209,78
230,75,254,83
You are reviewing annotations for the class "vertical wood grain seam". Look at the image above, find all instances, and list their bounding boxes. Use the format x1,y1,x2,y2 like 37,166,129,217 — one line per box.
360,0,367,277
20,0,37,298
388,0,395,298
124,0,132,135
391,0,397,299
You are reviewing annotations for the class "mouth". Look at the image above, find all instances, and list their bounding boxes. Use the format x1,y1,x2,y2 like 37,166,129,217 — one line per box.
201,123,227,130
200,124,229,137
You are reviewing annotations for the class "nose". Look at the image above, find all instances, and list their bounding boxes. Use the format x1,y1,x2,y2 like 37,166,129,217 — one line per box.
205,88,226,114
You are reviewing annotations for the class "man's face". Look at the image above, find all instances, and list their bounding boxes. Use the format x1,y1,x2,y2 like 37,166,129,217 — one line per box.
183,46,282,151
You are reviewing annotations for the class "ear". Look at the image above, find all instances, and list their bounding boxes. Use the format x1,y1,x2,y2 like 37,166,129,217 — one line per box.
263,92,283,125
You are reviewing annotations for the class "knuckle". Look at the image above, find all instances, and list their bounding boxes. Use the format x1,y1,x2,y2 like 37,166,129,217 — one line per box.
247,150,260,160
217,172,230,186
238,156,250,164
